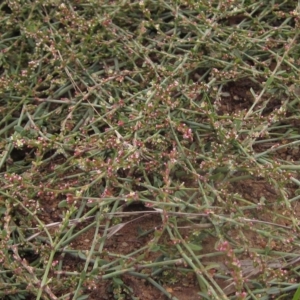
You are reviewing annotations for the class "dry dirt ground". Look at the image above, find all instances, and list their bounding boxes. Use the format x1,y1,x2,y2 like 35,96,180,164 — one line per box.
11,78,300,300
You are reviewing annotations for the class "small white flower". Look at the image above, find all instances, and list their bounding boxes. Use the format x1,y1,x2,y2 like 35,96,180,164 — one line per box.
16,139,24,147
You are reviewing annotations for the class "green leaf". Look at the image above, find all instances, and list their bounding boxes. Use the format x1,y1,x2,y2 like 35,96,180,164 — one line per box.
154,254,166,263
113,277,123,285
292,285,300,300
78,251,87,260
58,200,68,208
80,270,86,280
265,76,274,87
186,243,202,251
90,268,100,275
197,292,211,299
0,206,6,217
1,229,8,239
77,295,90,300
267,287,280,294
14,125,24,133
96,259,109,266
150,244,160,252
